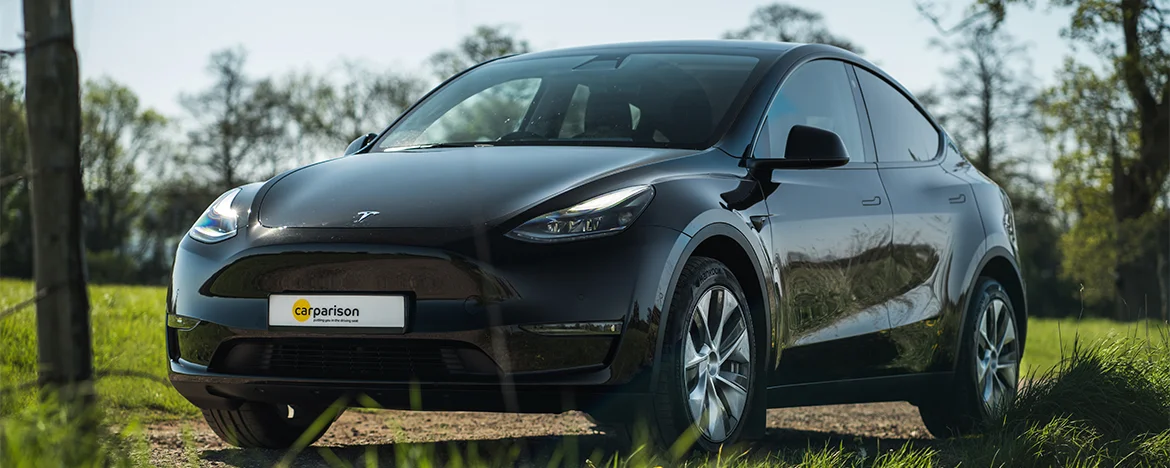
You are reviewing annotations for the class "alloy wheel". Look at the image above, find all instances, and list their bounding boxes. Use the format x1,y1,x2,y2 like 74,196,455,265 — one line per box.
682,286,751,442
975,297,1019,413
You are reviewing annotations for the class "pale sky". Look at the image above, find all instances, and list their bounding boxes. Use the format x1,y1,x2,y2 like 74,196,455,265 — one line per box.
1,0,1085,121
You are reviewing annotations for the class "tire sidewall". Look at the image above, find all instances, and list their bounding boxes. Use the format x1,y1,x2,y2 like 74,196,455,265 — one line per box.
959,278,1018,421
658,258,756,452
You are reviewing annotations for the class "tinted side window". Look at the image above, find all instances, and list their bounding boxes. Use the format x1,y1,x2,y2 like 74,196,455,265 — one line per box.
756,60,864,161
855,68,940,162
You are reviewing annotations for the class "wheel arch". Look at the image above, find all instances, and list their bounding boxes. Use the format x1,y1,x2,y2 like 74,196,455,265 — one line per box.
649,223,774,389
959,247,1028,363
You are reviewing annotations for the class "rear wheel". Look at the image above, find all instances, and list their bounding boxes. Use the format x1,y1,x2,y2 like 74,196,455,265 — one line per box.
641,256,758,452
202,403,338,449
918,277,1021,438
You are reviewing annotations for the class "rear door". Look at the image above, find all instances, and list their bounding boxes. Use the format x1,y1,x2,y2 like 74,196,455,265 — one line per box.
754,59,898,385
853,66,984,374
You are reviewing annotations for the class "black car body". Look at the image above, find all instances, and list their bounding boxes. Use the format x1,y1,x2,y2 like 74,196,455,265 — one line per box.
168,40,1025,450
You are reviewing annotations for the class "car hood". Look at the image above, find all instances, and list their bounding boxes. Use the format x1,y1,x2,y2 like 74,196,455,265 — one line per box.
257,146,696,229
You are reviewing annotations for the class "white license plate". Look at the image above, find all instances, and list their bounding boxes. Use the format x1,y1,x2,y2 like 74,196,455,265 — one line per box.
268,294,406,329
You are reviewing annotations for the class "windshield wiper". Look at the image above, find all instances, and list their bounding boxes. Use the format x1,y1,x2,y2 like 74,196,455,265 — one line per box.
383,142,494,151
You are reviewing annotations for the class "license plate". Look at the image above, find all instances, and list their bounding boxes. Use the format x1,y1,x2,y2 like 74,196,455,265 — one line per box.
268,294,406,329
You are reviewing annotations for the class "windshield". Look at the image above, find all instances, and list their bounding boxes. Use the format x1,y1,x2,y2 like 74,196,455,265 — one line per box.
377,53,766,150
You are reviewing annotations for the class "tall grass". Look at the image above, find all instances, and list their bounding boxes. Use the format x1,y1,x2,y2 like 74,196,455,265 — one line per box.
954,331,1170,467
0,395,149,467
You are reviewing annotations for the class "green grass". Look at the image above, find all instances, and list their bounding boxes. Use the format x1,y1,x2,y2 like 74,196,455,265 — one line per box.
0,279,197,419
1021,317,1169,376
1,395,149,468
951,334,1170,467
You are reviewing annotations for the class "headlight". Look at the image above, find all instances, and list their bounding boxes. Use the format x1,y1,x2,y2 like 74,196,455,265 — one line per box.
189,188,242,243
507,185,654,243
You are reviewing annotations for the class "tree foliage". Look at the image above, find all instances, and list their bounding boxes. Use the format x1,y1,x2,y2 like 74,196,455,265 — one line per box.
428,25,531,80
282,63,424,153
0,61,32,278
723,3,864,53
79,78,166,258
2,28,532,285
1040,60,1168,313
181,47,290,190
929,25,1035,178
976,0,1170,318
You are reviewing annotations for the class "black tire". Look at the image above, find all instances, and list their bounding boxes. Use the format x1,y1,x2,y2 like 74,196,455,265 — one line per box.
202,403,338,449
918,277,1020,438
638,256,759,453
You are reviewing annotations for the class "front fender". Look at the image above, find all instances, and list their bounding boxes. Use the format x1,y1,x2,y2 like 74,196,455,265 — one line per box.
643,221,776,392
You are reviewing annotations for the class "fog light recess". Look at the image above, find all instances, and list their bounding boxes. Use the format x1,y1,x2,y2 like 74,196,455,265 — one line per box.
520,321,622,336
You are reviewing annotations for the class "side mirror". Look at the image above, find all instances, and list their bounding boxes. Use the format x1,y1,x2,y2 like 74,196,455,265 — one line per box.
749,125,850,170
343,133,378,156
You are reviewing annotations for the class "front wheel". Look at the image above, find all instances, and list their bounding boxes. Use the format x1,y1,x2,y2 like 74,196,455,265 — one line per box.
642,256,758,452
202,402,338,449
918,277,1021,438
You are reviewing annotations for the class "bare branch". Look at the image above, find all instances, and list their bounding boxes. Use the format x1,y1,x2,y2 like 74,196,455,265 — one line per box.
0,170,26,188
915,0,994,36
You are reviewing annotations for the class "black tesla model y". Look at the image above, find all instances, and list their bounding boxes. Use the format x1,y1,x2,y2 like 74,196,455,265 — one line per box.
168,40,1026,451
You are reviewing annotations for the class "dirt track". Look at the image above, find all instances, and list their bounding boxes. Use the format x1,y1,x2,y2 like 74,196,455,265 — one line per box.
148,403,931,466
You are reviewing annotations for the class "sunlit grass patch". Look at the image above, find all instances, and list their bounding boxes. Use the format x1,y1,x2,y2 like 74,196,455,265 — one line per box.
0,279,197,418
1022,317,1169,375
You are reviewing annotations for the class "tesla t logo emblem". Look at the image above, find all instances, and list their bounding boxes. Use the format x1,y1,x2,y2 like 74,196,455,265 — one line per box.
352,211,380,224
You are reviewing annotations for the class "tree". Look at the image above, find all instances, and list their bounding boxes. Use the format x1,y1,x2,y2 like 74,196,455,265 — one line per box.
1040,61,1168,316
723,3,864,53
22,0,94,409
428,25,531,80
929,25,1034,179
283,64,424,155
978,0,1169,319
0,61,33,278
137,174,218,283
182,47,289,190
79,77,166,279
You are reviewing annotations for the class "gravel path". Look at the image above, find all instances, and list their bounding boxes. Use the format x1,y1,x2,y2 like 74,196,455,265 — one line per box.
148,403,932,466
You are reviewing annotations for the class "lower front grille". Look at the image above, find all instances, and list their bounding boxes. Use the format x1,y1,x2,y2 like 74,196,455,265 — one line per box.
210,338,480,381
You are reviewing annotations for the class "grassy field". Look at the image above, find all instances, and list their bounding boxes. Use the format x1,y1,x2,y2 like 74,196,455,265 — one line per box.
1023,316,1168,376
1,279,1168,467
0,279,197,418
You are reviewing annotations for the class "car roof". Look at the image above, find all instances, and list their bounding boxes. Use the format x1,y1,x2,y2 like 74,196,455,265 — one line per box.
503,40,806,61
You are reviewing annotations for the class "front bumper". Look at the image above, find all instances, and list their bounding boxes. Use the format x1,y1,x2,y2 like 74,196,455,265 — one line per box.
167,223,686,410
169,358,631,412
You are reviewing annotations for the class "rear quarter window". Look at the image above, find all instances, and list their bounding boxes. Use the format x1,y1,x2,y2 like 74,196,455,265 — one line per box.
855,68,940,163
